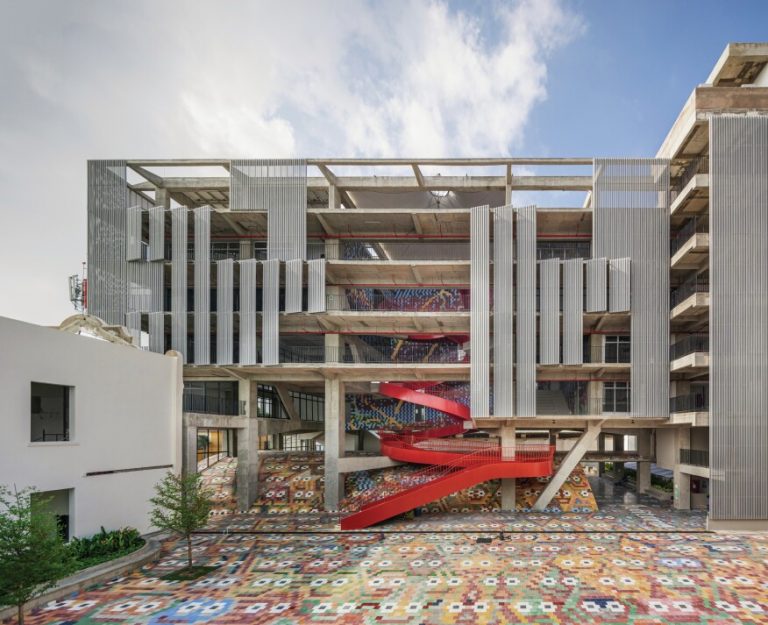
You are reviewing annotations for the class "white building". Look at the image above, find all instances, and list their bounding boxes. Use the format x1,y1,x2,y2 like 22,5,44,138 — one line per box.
0,316,182,537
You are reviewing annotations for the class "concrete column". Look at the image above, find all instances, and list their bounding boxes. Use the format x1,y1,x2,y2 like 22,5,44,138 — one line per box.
324,239,340,260
673,427,691,510
329,185,342,209
500,425,516,511
325,332,341,364
155,187,171,209
239,240,252,260
636,429,652,494
182,416,198,476
324,377,346,511
597,432,606,476
611,434,625,483
236,380,260,510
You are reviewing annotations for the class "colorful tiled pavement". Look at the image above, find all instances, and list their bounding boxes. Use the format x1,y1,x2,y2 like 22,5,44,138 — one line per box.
200,457,237,517
23,527,768,624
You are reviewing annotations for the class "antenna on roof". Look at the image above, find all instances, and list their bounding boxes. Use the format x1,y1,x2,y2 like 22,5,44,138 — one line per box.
68,262,87,312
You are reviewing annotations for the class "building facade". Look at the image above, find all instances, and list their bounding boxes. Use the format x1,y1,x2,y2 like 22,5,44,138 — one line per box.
85,43,768,530
0,316,183,537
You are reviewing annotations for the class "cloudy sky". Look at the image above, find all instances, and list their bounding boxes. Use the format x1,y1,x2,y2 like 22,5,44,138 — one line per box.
1,0,766,324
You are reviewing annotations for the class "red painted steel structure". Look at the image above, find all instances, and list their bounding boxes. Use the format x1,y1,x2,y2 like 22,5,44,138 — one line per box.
340,438,554,529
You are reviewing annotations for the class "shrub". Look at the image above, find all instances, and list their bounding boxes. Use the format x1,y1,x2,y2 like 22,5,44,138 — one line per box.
67,527,144,569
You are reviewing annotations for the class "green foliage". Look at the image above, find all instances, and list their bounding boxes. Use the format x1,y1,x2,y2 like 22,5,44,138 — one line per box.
150,472,212,568
0,486,75,623
651,474,674,492
67,527,144,570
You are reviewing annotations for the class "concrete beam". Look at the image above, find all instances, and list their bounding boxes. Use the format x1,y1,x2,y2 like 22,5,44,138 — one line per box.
532,420,604,511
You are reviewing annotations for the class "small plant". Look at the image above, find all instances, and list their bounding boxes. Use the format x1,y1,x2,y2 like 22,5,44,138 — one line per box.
0,486,74,625
149,472,212,570
67,527,144,569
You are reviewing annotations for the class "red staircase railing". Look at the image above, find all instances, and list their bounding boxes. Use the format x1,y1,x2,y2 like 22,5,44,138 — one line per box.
341,441,554,529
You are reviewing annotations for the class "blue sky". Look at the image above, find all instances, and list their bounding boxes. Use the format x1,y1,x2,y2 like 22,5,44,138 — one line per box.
0,0,766,324
528,1,768,156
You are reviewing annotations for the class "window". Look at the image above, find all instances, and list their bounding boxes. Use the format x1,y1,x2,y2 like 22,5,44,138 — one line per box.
604,335,631,363
211,240,241,261
183,381,239,415
290,391,324,422
603,382,630,414
31,382,71,442
257,385,288,419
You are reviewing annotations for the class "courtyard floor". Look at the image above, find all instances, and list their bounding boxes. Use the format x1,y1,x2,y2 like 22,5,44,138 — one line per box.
18,479,768,625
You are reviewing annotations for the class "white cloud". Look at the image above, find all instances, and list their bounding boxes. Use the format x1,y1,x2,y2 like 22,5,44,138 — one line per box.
0,0,583,324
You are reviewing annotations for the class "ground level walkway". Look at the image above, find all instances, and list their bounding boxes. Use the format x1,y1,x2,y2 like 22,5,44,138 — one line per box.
21,478,766,625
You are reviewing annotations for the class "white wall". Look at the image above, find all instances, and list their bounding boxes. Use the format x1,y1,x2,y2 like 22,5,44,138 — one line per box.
0,316,181,537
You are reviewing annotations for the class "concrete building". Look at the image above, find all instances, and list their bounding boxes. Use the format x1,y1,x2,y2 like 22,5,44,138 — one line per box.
0,315,182,537
83,43,768,530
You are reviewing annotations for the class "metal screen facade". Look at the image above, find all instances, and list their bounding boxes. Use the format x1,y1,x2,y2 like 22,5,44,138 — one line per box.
194,207,212,364
126,205,142,261
710,114,768,521
229,159,307,260
148,311,164,353
285,258,303,313
562,259,584,365
609,257,631,312
262,258,280,365
216,259,234,365
516,205,537,416
470,205,490,418
493,205,514,416
170,207,188,361
148,206,165,262
586,257,607,312
539,259,560,365
308,259,326,313
87,160,128,325
239,259,258,365
593,158,669,417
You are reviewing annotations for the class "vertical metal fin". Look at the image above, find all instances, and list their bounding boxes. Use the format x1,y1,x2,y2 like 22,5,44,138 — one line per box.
285,259,303,313
562,259,584,365
229,159,307,260
515,205,537,416
125,311,141,347
216,259,234,365
87,160,128,325
194,206,211,365
710,114,768,521
593,158,669,418
539,258,560,365
308,259,326,313
170,207,188,361
262,258,280,365
470,205,490,418
148,206,165,262
609,257,631,312
493,205,515,416
239,259,258,365
149,311,165,353
126,205,142,261
586,257,608,312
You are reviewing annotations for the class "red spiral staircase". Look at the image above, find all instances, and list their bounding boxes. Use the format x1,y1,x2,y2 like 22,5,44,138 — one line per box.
341,381,555,530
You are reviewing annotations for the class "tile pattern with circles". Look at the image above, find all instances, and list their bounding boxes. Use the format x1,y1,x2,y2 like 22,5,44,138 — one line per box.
24,528,768,625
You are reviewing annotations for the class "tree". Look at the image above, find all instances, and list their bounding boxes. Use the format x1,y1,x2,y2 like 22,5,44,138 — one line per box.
0,486,74,625
149,472,212,569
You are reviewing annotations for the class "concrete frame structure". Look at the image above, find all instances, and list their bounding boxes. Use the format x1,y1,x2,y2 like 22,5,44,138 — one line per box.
83,43,768,529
